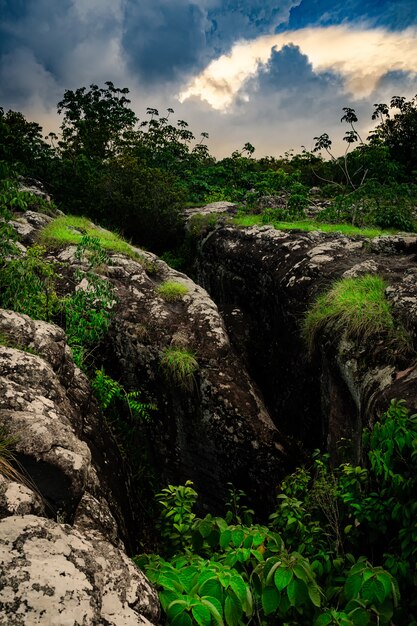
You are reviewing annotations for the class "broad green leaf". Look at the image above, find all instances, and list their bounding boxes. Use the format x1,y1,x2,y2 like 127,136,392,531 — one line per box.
252,532,265,547
261,586,280,615
215,517,228,532
314,612,334,626
197,570,217,589
372,578,387,605
232,528,244,547
157,574,181,592
224,594,242,626
237,548,251,563
192,604,212,626
178,568,199,593
167,599,187,621
274,567,293,591
344,574,362,600
200,579,223,604
201,596,224,626
199,521,213,538
220,529,232,549
307,583,321,608
286,579,308,607
159,590,177,612
349,607,370,626
172,611,193,626
229,576,247,605
265,560,282,586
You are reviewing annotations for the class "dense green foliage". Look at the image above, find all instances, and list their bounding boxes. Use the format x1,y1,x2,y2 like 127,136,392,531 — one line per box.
137,400,417,625
1,84,417,261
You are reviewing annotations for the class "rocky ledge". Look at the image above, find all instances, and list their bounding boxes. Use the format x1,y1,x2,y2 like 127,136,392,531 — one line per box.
196,224,417,462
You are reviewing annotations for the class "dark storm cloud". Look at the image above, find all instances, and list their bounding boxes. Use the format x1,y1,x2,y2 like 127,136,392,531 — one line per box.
121,2,208,83
121,0,301,84
218,43,371,157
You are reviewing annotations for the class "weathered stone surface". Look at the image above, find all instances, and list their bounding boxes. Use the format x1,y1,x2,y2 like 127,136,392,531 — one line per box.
11,211,53,245
184,201,237,221
103,250,289,513
0,475,44,518
0,344,91,517
196,225,417,462
0,515,159,626
0,309,136,548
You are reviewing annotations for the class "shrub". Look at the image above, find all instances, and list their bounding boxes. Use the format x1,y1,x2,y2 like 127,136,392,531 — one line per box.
0,245,60,321
303,274,408,355
156,280,188,302
63,270,115,369
160,347,198,390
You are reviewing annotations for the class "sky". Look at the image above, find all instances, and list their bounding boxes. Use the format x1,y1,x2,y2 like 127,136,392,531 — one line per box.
1,0,417,158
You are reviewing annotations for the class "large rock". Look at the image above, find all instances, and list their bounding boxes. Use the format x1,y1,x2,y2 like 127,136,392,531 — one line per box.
196,225,417,462
0,515,159,626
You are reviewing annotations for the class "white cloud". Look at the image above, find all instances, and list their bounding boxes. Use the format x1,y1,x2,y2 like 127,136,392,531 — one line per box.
179,25,417,109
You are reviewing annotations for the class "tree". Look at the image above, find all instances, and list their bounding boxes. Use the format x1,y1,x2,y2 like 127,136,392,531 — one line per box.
0,108,54,179
57,82,137,160
369,95,417,177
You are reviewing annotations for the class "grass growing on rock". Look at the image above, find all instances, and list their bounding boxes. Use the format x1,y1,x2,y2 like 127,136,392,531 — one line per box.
157,281,189,302
234,214,397,238
39,215,142,260
303,274,406,354
161,347,198,390
0,426,21,482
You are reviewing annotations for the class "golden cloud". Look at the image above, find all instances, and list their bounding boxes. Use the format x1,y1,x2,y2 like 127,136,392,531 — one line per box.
179,25,417,109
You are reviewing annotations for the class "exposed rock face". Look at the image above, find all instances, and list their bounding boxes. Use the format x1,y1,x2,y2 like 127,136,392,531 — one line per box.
196,225,417,462
0,515,159,626
184,201,237,221
100,251,288,514
7,207,290,514
0,309,160,624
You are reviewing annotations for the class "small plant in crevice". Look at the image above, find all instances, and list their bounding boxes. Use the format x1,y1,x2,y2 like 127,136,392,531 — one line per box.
160,346,198,390
75,234,110,269
63,267,116,370
92,368,155,445
0,426,20,482
156,280,189,302
302,274,410,357
0,244,60,321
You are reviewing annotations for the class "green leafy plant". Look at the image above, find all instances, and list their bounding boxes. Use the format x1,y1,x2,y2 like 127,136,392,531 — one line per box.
75,234,109,268
63,269,115,369
0,244,60,321
92,368,155,448
157,280,189,302
155,481,198,555
161,347,198,390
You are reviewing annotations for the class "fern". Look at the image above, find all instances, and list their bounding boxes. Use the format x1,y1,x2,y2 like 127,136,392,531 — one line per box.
92,368,155,424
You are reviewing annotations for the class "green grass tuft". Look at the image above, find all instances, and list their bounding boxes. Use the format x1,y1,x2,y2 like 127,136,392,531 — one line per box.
39,215,143,260
157,281,189,302
161,347,198,390
303,274,404,354
234,214,398,238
